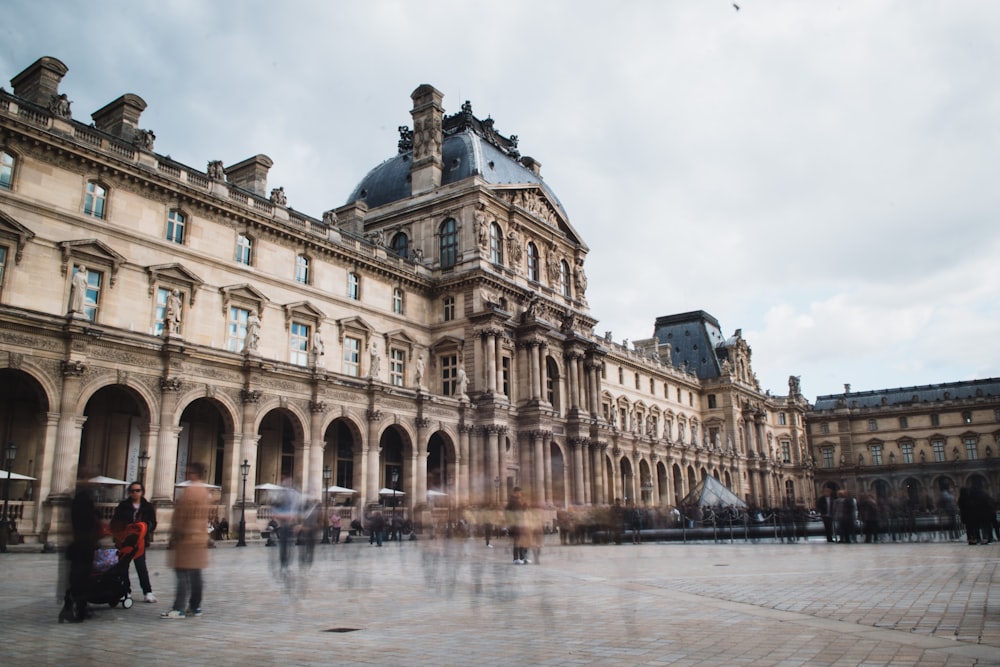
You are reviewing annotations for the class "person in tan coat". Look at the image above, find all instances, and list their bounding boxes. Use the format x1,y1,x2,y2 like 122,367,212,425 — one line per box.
161,462,211,619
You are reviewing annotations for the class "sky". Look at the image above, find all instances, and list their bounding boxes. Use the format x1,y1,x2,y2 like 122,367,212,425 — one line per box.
3,1,999,401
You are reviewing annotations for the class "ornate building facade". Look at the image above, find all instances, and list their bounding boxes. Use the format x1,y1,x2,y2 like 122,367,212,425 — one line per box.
807,379,1000,506
0,57,812,544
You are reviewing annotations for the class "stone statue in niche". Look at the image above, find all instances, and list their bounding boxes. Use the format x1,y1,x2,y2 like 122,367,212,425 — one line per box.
474,205,488,249
507,226,522,266
368,339,381,379
243,310,261,353
310,328,325,366
69,264,88,315
574,259,588,294
415,353,426,390
164,288,182,334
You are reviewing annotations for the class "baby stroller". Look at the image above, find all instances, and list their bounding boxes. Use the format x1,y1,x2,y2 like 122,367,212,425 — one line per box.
61,522,146,621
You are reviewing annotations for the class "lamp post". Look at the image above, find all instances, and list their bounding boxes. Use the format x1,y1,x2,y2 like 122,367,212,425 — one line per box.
137,450,150,486
237,459,250,547
321,464,332,544
2,442,15,548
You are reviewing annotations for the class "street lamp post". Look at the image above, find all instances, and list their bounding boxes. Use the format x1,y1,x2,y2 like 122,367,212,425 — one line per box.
237,459,250,547
321,464,332,544
2,442,15,551
137,450,150,486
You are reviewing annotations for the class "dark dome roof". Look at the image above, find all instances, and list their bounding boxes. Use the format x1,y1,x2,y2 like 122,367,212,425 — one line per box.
346,129,566,215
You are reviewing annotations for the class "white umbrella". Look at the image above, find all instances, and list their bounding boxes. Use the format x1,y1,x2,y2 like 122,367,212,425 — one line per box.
378,488,405,496
427,489,448,497
254,483,285,491
175,480,221,489
326,485,357,494
0,469,36,481
88,475,129,485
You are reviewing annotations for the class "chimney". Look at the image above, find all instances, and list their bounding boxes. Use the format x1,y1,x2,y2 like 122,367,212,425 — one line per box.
224,155,273,197
409,84,444,195
10,56,68,107
91,94,147,140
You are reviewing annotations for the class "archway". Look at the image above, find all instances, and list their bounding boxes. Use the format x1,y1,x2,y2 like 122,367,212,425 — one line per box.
79,385,150,501
549,441,566,507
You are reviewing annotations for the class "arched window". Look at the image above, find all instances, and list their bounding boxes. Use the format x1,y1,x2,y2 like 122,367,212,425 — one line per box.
559,259,571,297
489,222,504,265
526,242,539,282
390,232,409,259
439,218,458,269
84,181,107,219
546,357,560,414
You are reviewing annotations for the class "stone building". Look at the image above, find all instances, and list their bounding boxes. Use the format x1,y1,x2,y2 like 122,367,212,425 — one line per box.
808,379,1000,507
0,56,811,545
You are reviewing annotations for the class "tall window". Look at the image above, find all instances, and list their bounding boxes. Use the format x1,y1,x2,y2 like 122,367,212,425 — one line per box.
781,441,792,463
964,437,978,460
442,296,455,322
235,233,253,265
336,439,354,489
439,218,458,269
0,151,14,189
441,354,458,395
867,418,878,431
73,266,102,321
390,232,409,259
343,336,361,376
347,272,360,300
778,412,787,426
870,444,883,465
820,422,830,434
489,222,504,264
0,246,7,292
930,414,940,427
166,210,185,244
932,439,945,462
289,322,310,366
708,394,716,409
526,242,539,282
899,416,908,429
227,306,250,352
295,255,310,285
501,356,510,397
822,447,834,468
962,411,972,424
901,442,914,464
392,288,404,315
559,259,571,297
84,181,107,219
389,348,405,387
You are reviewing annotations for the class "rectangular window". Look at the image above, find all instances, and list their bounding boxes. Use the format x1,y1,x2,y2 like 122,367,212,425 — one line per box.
676,387,682,402
822,447,834,469
227,306,250,352
0,151,14,189
962,411,972,424
295,255,309,285
781,442,791,463
778,412,787,426
392,288,404,315
870,445,883,465
343,336,361,376
442,296,455,321
84,182,106,219
0,246,7,292
820,422,830,435
899,416,908,429
901,443,914,464
236,234,253,265
347,272,360,300
441,354,457,396
618,367,624,384
154,287,170,336
73,266,102,322
290,322,309,366
932,439,945,462
634,372,640,389
649,379,655,394
689,392,693,407
167,210,185,244
867,418,877,431
930,414,940,427
965,437,978,460
707,394,716,409
389,348,405,387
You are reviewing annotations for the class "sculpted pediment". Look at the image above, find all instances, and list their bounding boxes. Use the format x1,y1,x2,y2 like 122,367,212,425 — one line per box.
147,263,205,304
496,187,588,249
59,238,126,286
218,283,269,317
284,300,326,326
0,210,35,263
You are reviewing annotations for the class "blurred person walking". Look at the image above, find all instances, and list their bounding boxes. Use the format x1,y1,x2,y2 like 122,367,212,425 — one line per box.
161,462,210,619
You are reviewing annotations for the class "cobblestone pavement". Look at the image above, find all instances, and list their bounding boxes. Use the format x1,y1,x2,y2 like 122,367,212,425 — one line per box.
0,537,997,666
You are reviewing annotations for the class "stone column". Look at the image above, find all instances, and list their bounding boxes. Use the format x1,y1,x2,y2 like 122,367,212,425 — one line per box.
530,343,542,400
484,331,497,394
495,426,507,506
151,378,183,505
49,361,87,498
308,401,327,497
458,423,472,506
566,353,580,411
236,389,262,507
532,430,545,506
366,409,382,506
571,437,586,505
415,417,429,507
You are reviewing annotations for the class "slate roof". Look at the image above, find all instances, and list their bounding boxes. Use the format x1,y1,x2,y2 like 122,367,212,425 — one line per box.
652,311,726,379
813,377,1000,411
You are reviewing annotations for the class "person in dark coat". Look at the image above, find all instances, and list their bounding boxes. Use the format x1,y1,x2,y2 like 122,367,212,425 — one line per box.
816,487,835,543
60,481,103,622
111,481,158,602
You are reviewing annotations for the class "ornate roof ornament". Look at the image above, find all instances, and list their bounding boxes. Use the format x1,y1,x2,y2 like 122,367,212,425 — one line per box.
442,100,520,159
